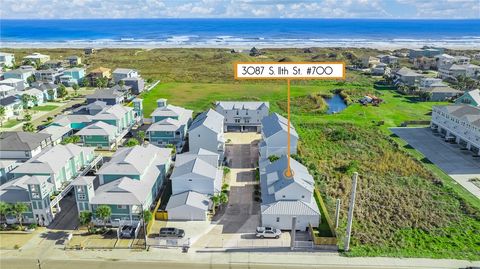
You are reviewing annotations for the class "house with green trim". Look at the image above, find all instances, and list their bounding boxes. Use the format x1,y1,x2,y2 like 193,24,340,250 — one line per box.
456,89,480,107
72,145,172,226
0,175,55,226
53,114,93,131
92,104,135,133
77,121,118,149
11,144,95,192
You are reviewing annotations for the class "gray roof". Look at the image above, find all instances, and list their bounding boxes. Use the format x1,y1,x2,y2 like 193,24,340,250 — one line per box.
150,104,193,126
40,124,72,142
435,105,480,128
147,118,182,132
77,121,117,137
0,175,52,203
5,69,31,75
110,85,132,92
113,68,136,74
97,144,171,176
0,132,51,151
261,113,298,139
463,89,480,104
31,82,58,91
72,176,95,186
54,114,92,126
0,160,17,169
264,156,314,195
215,101,269,110
12,144,94,175
87,88,123,99
0,96,20,106
396,67,423,77
91,176,145,205
189,109,224,135
261,200,320,216
166,191,210,210
425,87,462,94
92,104,132,121
171,151,219,180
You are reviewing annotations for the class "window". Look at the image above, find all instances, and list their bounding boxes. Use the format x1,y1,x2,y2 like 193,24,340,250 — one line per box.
276,217,280,222
282,195,285,198
117,205,127,209
78,193,86,200
301,195,305,199
188,179,192,181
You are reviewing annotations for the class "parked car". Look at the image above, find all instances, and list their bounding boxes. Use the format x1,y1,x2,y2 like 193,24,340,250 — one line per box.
120,225,135,238
256,227,281,239
159,227,185,238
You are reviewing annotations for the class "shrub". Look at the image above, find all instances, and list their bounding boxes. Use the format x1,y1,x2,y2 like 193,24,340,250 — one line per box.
27,223,37,230
268,155,280,162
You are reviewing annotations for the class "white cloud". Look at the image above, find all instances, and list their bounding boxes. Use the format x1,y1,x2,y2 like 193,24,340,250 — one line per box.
0,0,478,19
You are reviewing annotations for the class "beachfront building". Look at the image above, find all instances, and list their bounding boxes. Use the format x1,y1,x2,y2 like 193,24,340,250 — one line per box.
0,96,22,121
371,63,390,76
77,121,118,149
0,78,27,91
0,52,15,67
377,54,398,65
86,88,125,105
215,101,269,133
413,56,437,70
11,144,95,192
408,47,444,59
188,109,225,160
34,68,64,84
4,68,34,86
112,68,138,83
121,77,145,94
66,55,82,66
260,156,320,231
259,113,298,161
0,132,53,160
166,149,221,221
0,175,55,226
456,89,480,107
394,67,424,87
431,105,480,154
88,67,111,84
73,145,172,226
60,67,86,86
147,99,193,149
23,53,50,65
91,104,135,132
424,87,462,102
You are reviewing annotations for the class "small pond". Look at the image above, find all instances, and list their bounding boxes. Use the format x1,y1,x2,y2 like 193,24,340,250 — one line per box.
325,94,347,114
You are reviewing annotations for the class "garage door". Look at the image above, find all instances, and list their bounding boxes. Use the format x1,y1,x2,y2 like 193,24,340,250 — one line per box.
243,126,259,133
227,126,242,132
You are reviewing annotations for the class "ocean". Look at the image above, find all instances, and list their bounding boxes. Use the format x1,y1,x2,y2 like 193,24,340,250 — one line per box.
1,19,479,49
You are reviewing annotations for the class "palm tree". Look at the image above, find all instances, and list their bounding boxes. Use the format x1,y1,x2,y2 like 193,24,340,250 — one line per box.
11,203,29,229
21,94,31,109
79,211,92,227
137,131,145,144
219,192,229,210
0,202,10,224
22,122,35,132
125,138,140,147
95,205,112,229
211,195,220,208
47,89,55,100
72,84,79,96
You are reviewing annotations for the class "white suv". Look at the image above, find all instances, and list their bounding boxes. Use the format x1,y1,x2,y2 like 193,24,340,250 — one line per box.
255,227,281,239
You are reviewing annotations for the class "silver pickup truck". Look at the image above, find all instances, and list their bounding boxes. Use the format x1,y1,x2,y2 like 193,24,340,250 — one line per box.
255,227,281,239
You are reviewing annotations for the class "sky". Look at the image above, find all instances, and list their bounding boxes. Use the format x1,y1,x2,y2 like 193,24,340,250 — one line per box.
1,0,479,19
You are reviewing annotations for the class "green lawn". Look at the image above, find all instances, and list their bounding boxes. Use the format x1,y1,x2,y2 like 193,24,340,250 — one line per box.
1,119,21,128
31,105,59,111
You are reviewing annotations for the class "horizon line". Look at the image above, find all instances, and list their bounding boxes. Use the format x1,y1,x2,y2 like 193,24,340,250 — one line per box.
1,17,479,21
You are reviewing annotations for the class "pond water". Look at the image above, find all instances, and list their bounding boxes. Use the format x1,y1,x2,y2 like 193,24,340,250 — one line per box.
325,94,348,114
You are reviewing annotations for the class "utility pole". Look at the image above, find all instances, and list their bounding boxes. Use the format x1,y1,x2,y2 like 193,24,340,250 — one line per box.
334,198,341,229
290,216,297,250
344,172,358,252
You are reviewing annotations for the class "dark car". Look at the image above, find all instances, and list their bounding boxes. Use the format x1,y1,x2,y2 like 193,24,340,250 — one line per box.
159,227,185,238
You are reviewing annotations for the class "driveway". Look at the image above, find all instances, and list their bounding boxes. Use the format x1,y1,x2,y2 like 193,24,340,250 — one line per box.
194,133,290,249
391,127,480,198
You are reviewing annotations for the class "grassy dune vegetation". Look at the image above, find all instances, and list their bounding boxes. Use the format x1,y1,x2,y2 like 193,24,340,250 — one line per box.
5,48,480,259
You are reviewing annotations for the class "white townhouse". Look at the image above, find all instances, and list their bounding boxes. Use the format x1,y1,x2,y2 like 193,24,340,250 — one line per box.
215,101,269,133
0,132,53,160
166,148,221,221
431,105,480,154
23,53,50,65
0,52,15,67
260,156,320,231
259,113,299,161
188,109,225,161
112,68,138,83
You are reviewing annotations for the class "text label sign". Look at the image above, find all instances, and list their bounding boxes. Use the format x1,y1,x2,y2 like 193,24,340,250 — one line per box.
234,62,345,80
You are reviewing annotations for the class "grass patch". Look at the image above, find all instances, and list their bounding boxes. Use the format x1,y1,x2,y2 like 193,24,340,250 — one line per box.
31,105,58,111
1,119,21,128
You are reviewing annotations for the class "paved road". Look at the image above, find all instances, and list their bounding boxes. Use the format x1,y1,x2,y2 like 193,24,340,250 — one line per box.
391,127,480,198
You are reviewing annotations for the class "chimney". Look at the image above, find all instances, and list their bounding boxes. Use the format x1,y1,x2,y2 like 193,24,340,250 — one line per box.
156,98,167,108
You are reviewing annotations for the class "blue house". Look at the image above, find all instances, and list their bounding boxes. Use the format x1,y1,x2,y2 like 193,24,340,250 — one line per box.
60,67,85,86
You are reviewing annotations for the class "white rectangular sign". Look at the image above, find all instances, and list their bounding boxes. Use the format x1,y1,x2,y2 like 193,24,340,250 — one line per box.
234,62,345,80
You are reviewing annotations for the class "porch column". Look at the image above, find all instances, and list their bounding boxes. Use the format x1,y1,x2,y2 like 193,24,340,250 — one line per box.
56,203,61,213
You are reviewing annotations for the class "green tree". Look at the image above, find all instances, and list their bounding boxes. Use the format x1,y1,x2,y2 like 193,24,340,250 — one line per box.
118,80,125,87
57,84,67,98
79,211,92,227
419,91,432,101
22,122,35,132
0,202,11,223
95,205,112,228
61,135,81,145
21,94,31,109
142,210,152,224
11,203,29,229
268,155,280,162
211,195,220,208
137,130,145,143
72,84,80,96
0,106,5,127
219,192,229,207
47,89,55,100
26,75,36,86
125,138,140,147
24,113,32,121
166,143,177,154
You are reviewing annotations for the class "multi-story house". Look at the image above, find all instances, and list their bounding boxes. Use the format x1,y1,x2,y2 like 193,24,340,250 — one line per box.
34,68,64,84
60,67,85,86
66,55,82,66
259,113,298,161
112,68,138,83
23,53,50,65
86,88,125,105
456,89,480,107
91,104,135,132
73,145,172,226
11,144,95,192
88,67,111,84
166,148,221,221
188,109,225,161
76,121,118,149
408,47,444,59
431,105,480,154
215,101,269,133
0,78,26,91
394,67,424,87
260,156,320,230
4,68,33,86
0,132,53,160
147,99,193,149
0,52,15,67
0,96,22,121
377,54,398,65
0,85,15,98
20,88,44,107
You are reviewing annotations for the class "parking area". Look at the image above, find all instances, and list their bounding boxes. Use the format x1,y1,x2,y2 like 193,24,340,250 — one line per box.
391,127,480,198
